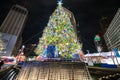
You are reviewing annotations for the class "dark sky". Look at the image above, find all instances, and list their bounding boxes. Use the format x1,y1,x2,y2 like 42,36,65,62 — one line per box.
0,0,120,53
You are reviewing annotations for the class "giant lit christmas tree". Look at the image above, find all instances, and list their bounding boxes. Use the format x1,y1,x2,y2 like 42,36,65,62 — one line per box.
35,0,82,58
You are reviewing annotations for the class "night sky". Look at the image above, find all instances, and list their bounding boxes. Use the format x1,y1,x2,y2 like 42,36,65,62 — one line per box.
0,0,120,53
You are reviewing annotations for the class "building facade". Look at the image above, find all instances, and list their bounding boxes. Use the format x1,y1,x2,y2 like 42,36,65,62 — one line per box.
0,4,28,36
98,17,110,52
104,8,120,51
100,17,110,34
0,4,28,56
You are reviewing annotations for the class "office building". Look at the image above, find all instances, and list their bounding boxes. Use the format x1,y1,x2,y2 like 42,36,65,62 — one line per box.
0,4,28,36
0,4,28,56
98,17,110,52
104,8,120,50
100,17,110,34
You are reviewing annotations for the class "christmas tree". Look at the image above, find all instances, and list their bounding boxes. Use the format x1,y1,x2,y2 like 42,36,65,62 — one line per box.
35,0,82,58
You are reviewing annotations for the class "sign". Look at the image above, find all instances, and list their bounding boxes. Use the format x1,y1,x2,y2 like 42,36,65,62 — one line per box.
94,34,101,41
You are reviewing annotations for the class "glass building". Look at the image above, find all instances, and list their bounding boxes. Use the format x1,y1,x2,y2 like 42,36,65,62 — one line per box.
104,8,120,50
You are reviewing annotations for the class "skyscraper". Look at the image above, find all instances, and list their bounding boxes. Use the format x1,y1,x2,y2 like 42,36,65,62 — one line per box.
104,8,120,51
100,17,110,34
98,17,110,52
0,4,28,56
0,4,28,36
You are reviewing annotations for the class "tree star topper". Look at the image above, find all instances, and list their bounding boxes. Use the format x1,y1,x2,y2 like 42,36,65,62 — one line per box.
57,0,63,6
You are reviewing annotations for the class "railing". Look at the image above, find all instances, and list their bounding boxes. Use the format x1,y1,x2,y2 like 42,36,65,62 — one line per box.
0,65,20,80
98,73,120,80
85,63,93,80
